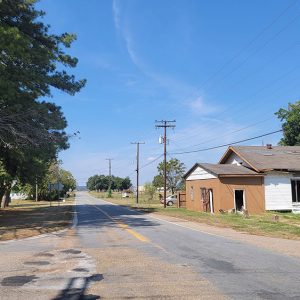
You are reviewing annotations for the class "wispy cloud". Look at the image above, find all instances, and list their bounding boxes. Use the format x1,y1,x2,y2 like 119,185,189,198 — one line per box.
147,156,158,161
111,1,216,114
186,96,217,115
112,0,121,30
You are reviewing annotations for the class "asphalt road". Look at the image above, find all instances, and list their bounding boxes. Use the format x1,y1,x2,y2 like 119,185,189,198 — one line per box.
1,191,300,299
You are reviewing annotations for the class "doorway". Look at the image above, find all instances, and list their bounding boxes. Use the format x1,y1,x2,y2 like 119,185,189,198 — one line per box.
209,189,214,213
234,190,245,211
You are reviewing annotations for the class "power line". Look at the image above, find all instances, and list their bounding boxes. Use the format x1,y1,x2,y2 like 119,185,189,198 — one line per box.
169,116,274,152
164,0,300,119
140,154,164,170
226,41,300,92
170,129,283,155
197,0,300,91
169,60,299,147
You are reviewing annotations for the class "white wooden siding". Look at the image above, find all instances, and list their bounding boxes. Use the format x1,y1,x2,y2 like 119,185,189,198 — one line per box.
224,152,252,168
186,166,216,181
265,175,293,210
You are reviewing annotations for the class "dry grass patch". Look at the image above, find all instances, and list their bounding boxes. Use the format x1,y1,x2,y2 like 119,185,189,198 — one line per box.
0,198,74,241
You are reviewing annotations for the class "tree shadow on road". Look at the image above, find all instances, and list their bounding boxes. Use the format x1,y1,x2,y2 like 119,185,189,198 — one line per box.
75,204,160,229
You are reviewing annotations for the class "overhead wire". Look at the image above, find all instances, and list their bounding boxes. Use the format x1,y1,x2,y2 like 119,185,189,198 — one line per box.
196,0,300,90
165,0,300,118
170,129,283,155
169,116,274,152
203,9,300,92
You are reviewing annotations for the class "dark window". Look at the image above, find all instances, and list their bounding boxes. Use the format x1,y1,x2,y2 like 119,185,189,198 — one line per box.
291,180,300,203
200,188,206,201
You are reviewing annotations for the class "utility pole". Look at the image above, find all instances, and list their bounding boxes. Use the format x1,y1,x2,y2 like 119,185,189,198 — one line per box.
106,158,113,197
131,142,145,204
155,120,176,208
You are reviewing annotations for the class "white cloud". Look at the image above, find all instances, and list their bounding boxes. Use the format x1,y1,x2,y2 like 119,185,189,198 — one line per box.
187,96,217,115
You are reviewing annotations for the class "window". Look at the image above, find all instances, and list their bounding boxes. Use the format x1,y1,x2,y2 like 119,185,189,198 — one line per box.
190,186,194,201
291,180,300,203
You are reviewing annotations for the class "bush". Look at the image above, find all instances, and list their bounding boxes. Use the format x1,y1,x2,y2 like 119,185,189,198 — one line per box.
144,182,156,202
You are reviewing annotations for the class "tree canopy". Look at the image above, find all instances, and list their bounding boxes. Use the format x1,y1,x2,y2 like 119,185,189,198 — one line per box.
0,0,85,207
276,101,300,146
152,158,186,194
87,175,132,192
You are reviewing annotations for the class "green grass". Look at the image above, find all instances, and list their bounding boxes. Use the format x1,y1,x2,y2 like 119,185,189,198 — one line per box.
90,191,300,240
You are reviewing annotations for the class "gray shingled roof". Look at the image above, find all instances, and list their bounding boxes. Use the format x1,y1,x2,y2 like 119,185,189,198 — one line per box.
199,163,260,176
220,146,300,172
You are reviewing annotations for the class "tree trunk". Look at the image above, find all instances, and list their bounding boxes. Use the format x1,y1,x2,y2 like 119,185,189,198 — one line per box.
0,187,5,208
1,188,11,208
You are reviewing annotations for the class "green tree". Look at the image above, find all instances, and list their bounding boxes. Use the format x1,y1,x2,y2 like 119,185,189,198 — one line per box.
0,0,85,207
87,175,100,191
152,175,164,188
0,0,85,147
121,177,132,190
144,182,156,202
153,158,186,194
38,163,76,200
86,175,132,192
276,101,300,146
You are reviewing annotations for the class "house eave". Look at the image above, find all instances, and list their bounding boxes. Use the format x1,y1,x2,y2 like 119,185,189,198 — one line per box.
218,174,263,178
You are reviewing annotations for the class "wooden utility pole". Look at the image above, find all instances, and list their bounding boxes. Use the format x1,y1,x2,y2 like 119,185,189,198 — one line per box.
106,158,113,197
155,120,176,208
131,142,145,204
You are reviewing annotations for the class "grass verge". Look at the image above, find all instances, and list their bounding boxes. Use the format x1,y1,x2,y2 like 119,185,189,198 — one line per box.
90,191,300,240
0,197,75,241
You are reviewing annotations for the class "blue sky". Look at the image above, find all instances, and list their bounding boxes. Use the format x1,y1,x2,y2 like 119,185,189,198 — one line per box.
36,0,300,185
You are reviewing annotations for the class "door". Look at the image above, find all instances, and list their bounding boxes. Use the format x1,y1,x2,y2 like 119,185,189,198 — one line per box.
234,190,245,211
